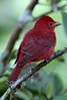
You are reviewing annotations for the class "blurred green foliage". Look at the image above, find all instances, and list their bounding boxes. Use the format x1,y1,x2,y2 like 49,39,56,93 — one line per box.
0,0,67,99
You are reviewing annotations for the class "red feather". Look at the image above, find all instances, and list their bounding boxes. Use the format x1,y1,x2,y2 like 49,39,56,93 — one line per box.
8,16,59,82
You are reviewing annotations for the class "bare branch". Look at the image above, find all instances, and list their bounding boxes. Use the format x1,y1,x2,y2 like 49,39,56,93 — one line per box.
2,0,38,64
0,47,67,100
34,4,67,20
0,0,38,76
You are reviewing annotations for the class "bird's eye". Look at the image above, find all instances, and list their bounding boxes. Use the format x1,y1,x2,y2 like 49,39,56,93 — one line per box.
49,22,53,26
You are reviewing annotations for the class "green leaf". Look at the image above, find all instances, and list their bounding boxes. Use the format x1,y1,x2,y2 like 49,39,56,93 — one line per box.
15,90,32,100
0,82,8,96
61,12,67,35
46,83,52,99
53,74,63,94
52,96,67,100
33,95,46,100
3,71,10,77
26,69,49,93
49,73,63,97
0,76,7,84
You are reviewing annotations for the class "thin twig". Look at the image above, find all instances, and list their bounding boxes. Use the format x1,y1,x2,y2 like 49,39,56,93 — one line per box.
4,0,38,64
0,47,67,100
34,4,67,21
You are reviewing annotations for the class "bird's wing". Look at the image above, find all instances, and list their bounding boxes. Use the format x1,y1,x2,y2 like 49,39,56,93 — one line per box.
14,46,21,64
22,30,55,60
15,29,55,64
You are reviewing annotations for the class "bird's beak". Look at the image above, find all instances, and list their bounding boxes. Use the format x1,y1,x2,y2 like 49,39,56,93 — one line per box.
54,22,62,27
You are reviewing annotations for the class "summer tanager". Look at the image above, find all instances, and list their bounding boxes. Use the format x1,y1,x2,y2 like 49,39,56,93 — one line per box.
8,16,61,82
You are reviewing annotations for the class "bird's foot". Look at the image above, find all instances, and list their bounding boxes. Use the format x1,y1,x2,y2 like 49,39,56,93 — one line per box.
7,80,17,99
29,64,34,73
45,59,50,63
29,64,40,82
28,64,34,82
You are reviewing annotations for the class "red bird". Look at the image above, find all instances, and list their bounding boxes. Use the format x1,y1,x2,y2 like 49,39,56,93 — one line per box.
8,16,61,82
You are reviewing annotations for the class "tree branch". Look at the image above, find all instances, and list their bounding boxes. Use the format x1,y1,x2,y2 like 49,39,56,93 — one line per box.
0,0,66,76
34,4,67,20
0,47,67,100
2,0,38,65
0,0,38,76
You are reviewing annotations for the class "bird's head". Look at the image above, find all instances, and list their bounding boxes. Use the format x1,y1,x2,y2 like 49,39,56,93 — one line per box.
34,16,61,32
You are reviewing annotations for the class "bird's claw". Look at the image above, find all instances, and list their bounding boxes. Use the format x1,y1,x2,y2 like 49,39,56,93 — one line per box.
7,80,16,99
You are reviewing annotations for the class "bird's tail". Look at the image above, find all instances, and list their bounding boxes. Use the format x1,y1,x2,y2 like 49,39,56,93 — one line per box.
8,65,23,82
8,55,31,82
